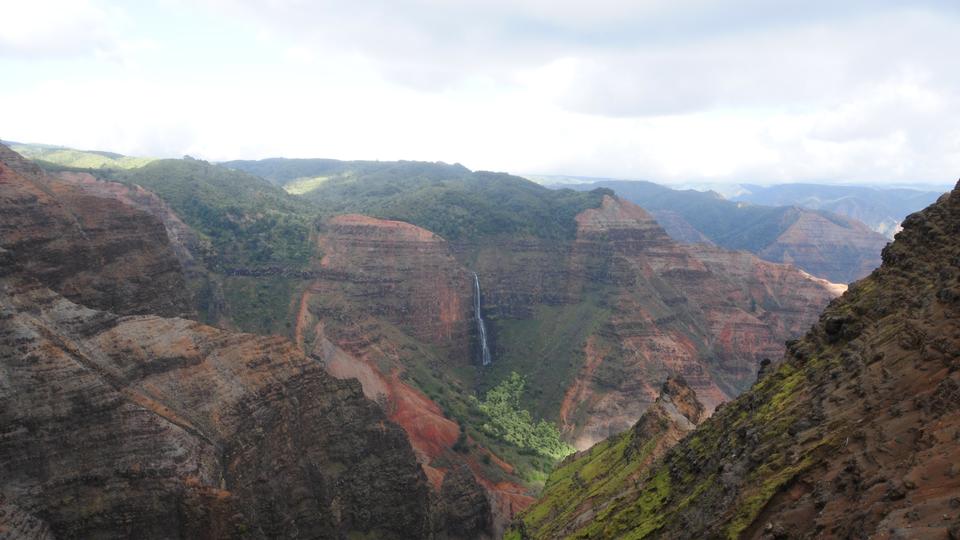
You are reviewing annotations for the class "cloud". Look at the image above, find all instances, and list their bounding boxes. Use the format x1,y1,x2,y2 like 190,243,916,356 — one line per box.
1,0,958,185
0,0,121,58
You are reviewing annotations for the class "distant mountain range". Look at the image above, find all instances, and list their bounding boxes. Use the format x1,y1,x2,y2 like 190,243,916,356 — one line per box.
545,179,892,284
731,182,945,239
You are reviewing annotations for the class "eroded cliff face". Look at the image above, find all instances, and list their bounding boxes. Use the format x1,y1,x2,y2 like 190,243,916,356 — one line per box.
0,146,434,539
517,181,960,539
295,214,533,535
0,277,431,539
0,152,191,318
311,214,473,351
484,196,841,449
756,207,889,284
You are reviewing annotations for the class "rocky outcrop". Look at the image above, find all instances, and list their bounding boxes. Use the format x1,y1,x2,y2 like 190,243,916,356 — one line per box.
311,214,473,351
555,196,841,448
435,465,493,539
517,181,960,539
50,171,211,280
0,147,191,318
0,277,431,538
519,377,706,539
0,145,434,538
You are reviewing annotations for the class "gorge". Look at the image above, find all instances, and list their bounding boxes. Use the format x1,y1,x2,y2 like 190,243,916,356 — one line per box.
1,142,928,539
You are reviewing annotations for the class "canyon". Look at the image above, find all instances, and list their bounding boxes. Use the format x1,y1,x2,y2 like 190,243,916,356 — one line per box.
517,180,960,538
553,179,893,284
0,149,462,538
1,144,883,538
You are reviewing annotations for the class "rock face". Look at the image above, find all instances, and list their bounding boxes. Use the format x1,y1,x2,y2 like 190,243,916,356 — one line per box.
552,179,890,283
296,213,531,536
436,465,494,539
517,181,960,539
519,377,706,539
492,195,841,448
311,214,473,352
754,206,889,284
0,145,433,539
0,148,191,318
0,278,431,539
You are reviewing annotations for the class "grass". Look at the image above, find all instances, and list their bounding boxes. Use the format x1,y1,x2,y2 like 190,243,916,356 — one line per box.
12,144,155,169
283,176,331,195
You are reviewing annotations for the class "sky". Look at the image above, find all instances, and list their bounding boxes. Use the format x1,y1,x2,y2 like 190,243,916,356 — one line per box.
1,0,959,186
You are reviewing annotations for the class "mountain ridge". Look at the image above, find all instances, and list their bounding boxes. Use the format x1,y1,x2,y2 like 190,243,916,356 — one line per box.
515,179,960,538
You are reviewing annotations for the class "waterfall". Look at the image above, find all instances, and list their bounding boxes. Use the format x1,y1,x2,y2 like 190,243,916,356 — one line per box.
473,272,492,366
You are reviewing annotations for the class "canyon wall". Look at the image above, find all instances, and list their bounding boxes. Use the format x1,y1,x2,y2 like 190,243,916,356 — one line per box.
0,146,435,539
518,181,960,539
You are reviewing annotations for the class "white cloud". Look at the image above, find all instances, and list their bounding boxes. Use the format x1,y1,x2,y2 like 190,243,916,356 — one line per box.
0,0,120,58
1,0,958,185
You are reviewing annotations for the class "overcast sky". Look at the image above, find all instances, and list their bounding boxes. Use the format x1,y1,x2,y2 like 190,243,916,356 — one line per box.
1,0,958,185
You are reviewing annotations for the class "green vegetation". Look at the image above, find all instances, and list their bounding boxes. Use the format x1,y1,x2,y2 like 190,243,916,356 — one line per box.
112,158,316,269
472,372,574,461
11,143,155,169
487,298,611,420
226,158,610,241
523,428,650,537
283,176,331,194
220,276,302,336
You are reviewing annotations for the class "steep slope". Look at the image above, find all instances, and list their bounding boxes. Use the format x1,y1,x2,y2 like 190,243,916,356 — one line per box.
0,145,191,318
733,182,946,239
295,212,537,532
519,377,705,540
553,179,888,283
0,147,435,539
517,180,960,539
0,276,431,539
545,196,840,448
105,157,318,335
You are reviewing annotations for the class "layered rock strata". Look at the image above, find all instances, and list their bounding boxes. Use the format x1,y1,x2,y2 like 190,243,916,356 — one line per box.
517,181,960,539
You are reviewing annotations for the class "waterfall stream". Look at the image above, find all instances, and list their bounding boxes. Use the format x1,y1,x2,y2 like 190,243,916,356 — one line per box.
473,272,492,366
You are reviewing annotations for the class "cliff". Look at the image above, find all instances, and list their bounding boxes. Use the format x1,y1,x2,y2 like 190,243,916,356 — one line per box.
519,377,705,539
755,206,889,284
0,276,431,538
482,195,841,449
553,179,889,283
296,213,532,535
0,149,191,318
516,181,960,539
0,145,434,538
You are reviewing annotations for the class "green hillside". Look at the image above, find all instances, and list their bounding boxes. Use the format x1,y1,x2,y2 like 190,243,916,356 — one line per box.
113,158,316,269
10,142,156,169
226,158,610,241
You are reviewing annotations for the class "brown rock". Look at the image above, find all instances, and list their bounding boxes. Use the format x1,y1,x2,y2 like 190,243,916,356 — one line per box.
436,465,493,539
